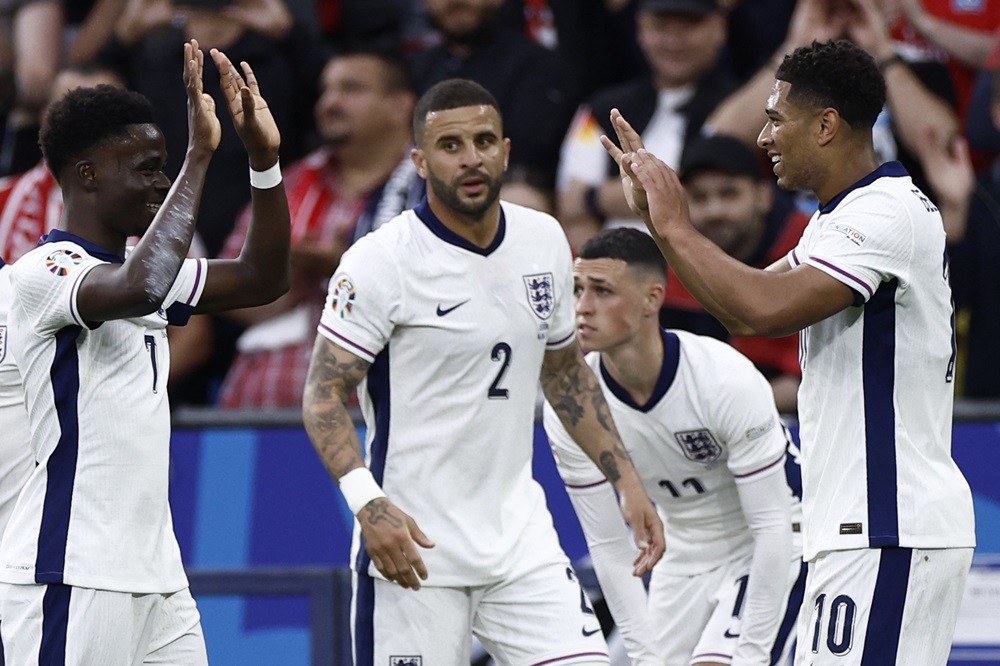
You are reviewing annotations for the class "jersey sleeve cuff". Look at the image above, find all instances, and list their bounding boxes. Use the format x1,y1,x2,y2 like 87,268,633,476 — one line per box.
317,323,378,363
803,256,873,305
546,329,577,350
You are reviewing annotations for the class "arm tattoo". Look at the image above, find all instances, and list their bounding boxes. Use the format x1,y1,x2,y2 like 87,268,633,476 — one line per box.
542,347,638,485
598,451,621,484
541,347,615,434
303,340,371,479
360,498,403,529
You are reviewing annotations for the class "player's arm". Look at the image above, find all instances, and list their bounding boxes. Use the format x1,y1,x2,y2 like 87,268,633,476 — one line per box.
569,485,659,664
77,40,218,321
540,343,664,574
544,405,658,661
302,336,434,590
732,467,795,665
194,48,291,313
602,112,855,338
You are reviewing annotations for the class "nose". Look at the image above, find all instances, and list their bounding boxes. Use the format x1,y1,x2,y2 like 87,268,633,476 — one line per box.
460,142,483,168
154,171,171,190
757,123,770,148
575,289,592,315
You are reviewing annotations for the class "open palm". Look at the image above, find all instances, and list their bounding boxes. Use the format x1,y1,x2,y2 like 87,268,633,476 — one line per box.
209,48,281,160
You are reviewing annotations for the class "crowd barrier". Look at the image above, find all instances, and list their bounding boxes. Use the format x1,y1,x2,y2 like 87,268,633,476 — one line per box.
170,403,1000,665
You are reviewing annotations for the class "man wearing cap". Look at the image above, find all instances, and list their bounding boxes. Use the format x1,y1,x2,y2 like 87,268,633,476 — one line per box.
555,0,738,251
663,134,809,413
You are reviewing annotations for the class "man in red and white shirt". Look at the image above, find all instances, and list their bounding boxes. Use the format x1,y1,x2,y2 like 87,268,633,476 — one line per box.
216,51,422,409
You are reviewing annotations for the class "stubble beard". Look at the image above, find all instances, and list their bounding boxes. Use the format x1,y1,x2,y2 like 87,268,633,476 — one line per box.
427,169,502,220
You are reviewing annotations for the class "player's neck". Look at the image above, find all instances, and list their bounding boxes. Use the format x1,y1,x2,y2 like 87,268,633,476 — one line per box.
814,143,880,208
601,325,664,405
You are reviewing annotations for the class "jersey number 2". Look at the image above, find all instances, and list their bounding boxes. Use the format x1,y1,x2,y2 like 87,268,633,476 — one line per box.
489,342,512,399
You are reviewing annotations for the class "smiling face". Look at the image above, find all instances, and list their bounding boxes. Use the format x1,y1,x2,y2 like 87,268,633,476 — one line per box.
88,123,171,238
573,257,661,354
411,104,509,221
757,80,825,193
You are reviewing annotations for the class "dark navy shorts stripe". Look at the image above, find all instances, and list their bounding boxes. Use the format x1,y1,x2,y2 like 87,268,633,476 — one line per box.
770,561,808,665
860,547,911,664
353,570,375,666
40,583,71,665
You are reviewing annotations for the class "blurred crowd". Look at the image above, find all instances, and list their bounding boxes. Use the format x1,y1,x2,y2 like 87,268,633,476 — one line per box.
0,0,996,410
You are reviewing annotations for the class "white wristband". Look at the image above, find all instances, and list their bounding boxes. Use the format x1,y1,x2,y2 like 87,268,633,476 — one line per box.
338,467,386,515
249,160,282,189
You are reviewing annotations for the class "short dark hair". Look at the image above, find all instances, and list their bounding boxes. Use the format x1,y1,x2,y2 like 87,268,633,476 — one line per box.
412,78,500,143
333,49,413,94
776,40,886,130
40,84,155,181
578,227,667,281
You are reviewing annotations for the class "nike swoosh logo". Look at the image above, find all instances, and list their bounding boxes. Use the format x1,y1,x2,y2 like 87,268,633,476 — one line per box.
436,300,469,316
724,629,740,638
582,626,601,637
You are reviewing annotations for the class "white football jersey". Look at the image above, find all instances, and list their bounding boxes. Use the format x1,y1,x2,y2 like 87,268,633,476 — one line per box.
0,230,207,592
545,330,801,574
787,161,975,560
0,260,33,540
318,200,577,587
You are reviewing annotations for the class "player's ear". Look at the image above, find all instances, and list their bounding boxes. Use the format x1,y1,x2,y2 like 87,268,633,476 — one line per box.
645,279,664,316
816,108,839,147
76,160,98,192
410,147,428,180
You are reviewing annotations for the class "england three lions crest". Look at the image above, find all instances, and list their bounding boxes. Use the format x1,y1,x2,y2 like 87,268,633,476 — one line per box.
523,272,554,320
674,429,722,464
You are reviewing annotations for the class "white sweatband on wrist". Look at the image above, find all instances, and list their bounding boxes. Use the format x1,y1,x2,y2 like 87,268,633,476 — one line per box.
249,160,282,189
338,467,386,515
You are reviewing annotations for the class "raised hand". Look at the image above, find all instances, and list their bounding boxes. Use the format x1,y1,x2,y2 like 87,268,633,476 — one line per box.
600,108,649,217
183,40,222,156
209,47,281,168
358,497,435,590
627,149,691,241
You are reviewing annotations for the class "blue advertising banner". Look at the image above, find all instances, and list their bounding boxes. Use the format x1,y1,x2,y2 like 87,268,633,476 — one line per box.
169,421,1000,665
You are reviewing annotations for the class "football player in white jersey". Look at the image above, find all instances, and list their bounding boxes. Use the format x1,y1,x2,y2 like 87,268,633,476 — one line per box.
545,227,804,666
302,79,665,666
603,39,975,665
0,258,34,665
0,41,291,665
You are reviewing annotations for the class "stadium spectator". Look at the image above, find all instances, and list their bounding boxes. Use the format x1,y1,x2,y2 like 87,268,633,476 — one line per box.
947,62,1000,399
605,39,975,662
216,50,421,410
0,42,290,662
556,0,737,252
406,0,575,211
302,78,663,664
708,0,962,213
663,134,806,413
101,0,322,255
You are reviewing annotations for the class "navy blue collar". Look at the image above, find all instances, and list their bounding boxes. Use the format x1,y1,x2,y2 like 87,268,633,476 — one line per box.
599,329,680,413
40,229,124,264
414,198,506,256
819,161,908,215
0,257,5,268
